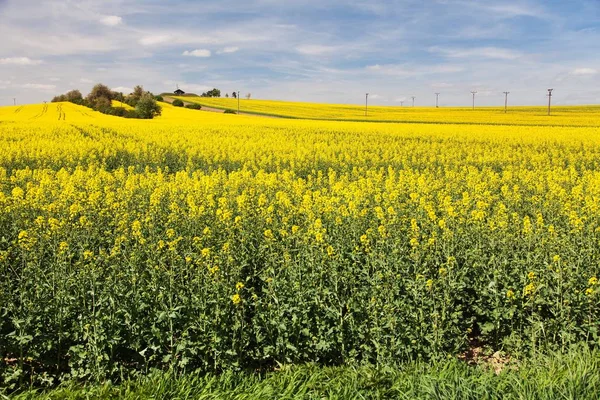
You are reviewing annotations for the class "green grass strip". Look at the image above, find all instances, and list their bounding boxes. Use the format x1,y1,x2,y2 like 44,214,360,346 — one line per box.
8,347,600,399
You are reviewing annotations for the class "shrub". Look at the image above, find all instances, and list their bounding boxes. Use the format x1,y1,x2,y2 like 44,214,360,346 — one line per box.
155,95,164,102
224,109,237,114
125,97,138,108
136,93,162,119
93,97,113,114
123,109,140,118
172,99,184,107
109,107,127,117
185,103,202,110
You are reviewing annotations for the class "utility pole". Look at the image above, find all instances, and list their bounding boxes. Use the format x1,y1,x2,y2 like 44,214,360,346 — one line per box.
411,96,416,107
471,91,477,110
503,91,510,113
547,89,553,116
13,98,16,106
400,101,404,107
435,93,440,108
365,93,369,116
237,91,240,114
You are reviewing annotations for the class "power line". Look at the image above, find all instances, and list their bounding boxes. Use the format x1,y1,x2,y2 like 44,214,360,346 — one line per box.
503,91,510,113
411,96,416,107
365,93,369,117
471,91,477,110
547,89,553,116
13,98,16,106
435,93,440,108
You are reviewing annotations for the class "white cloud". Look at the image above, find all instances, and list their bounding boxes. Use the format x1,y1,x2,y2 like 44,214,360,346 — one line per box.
112,86,133,94
431,82,454,88
100,15,123,26
486,4,545,18
22,83,56,90
139,35,172,46
296,44,338,55
0,57,42,65
80,78,93,83
217,46,239,54
185,84,213,93
429,46,524,60
571,68,597,76
366,63,464,76
182,49,211,57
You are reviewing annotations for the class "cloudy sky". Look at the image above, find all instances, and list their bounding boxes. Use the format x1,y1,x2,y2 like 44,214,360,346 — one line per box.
0,0,599,106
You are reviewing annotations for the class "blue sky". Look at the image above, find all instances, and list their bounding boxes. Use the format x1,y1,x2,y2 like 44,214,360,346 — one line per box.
0,0,599,106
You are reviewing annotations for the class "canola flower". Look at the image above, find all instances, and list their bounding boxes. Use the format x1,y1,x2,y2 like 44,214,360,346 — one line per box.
1,101,600,385
524,283,536,297
231,293,241,305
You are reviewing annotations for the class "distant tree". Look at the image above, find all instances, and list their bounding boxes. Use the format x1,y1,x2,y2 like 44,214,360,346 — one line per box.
172,99,184,107
232,92,237,99
65,89,83,103
225,93,229,98
51,94,67,103
132,85,144,99
135,93,162,119
86,83,114,104
207,88,221,97
185,103,202,110
124,85,145,107
52,83,161,119
94,96,113,114
200,88,221,98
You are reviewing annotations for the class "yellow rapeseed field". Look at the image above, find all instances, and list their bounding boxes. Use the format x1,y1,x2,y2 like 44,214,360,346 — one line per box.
175,96,600,126
1,101,599,384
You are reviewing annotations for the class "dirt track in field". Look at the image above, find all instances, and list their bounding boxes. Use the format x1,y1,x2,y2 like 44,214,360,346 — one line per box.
162,96,280,118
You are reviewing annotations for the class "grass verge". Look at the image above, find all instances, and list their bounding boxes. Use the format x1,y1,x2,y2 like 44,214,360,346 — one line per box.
6,346,600,399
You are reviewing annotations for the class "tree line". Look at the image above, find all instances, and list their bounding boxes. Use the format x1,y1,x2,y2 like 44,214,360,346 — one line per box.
52,84,162,119
199,89,251,99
